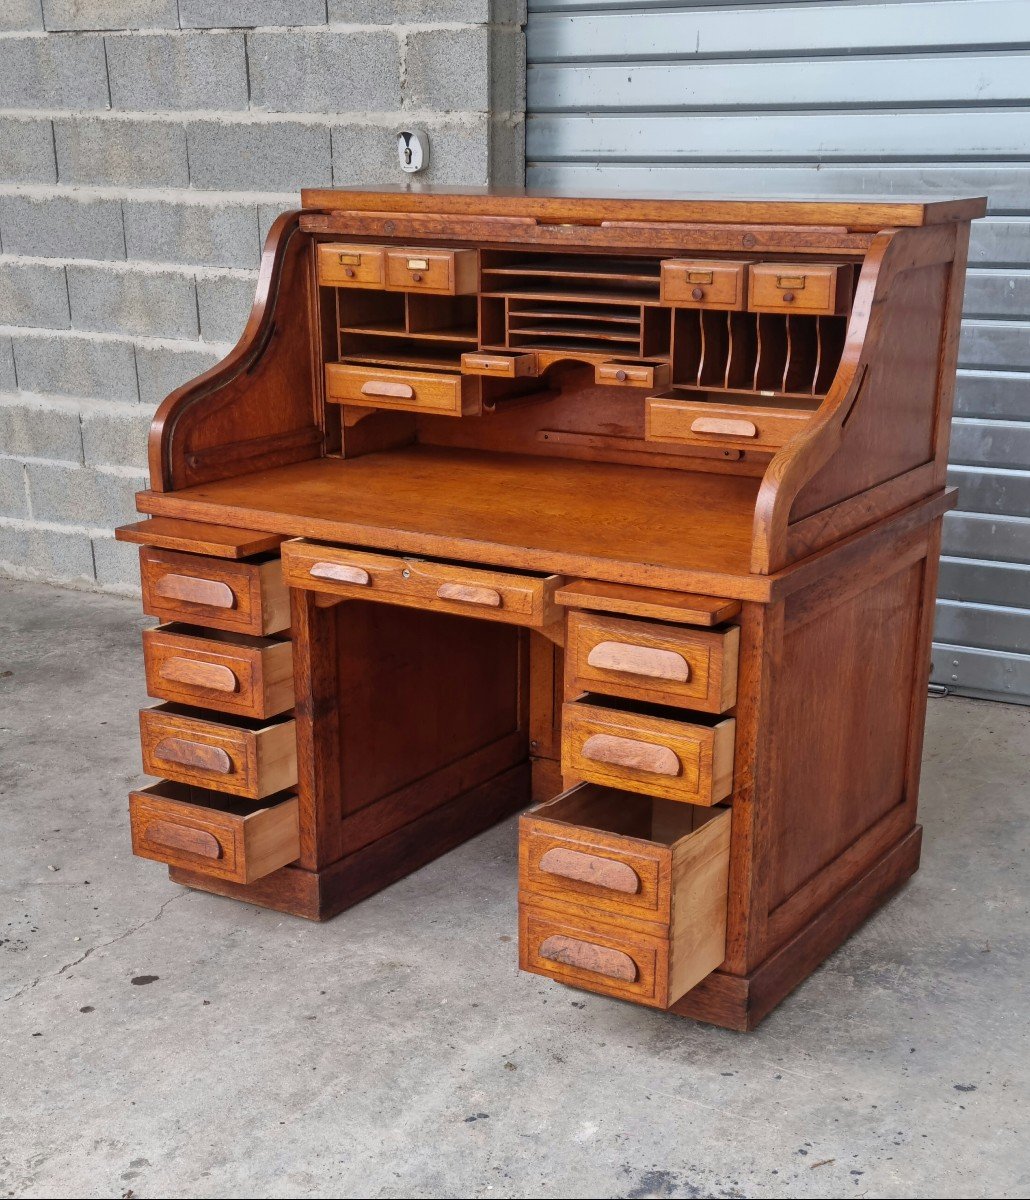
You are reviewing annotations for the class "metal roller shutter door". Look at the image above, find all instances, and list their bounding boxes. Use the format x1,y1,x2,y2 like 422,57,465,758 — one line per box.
526,0,1030,703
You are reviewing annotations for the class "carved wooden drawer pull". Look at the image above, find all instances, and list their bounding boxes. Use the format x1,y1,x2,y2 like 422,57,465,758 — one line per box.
539,847,640,894
309,562,370,585
539,934,638,982
690,417,758,438
154,573,235,608
360,380,414,399
154,737,233,775
436,582,502,607
581,733,680,777
144,820,222,861
158,658,238,693
586,640,690,683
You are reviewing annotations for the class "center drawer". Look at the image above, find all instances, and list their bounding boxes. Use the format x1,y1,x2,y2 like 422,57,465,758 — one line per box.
562,696,735,806
519,782,731,1008
139,703,298,799
566,610,738,712
282,541,563,632
129,781,300,885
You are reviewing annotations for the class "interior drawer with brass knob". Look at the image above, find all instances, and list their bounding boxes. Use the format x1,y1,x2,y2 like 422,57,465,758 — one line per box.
281,540,563,632
645,394,814,453
139,547,290,636
316,242,386,288
562,696,735,806
129,781,300,885
660,259,749,309
566,610,738,713
748,262,851,315
594,359,671,389
461,351,538,378
325,362,476,417
142,624,294,720
139,703,298,799
384,247,478,295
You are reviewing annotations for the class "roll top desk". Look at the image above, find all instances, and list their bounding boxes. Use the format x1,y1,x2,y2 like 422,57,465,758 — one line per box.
117,187,983,1030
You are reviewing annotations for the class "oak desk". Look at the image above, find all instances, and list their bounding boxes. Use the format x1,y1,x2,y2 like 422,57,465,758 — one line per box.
117,187,982,1030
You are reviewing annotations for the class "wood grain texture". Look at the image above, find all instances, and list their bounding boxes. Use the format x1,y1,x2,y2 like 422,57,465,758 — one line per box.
115,517,285,559
555,580,741,626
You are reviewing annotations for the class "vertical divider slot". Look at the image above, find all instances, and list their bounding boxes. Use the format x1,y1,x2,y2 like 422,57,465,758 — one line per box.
814,316,848,395
698,310,730,388
782,315,819,395
726,311,758,390
753,313,788,392
671,308,703,385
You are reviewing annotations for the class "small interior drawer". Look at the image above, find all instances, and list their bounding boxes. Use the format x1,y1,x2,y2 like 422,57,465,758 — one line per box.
646,394,813,453
142,624,294,720
282,540,563,632
129,781,300,885
140,703,297,799
384,247,477,295
594,359,671,389
660,259,749,310
519,783,730,1006
139,546,290,636
562,697,735,806
461,351,538,378
566,610,738,713
316,242,385,288
325,362,475,418
748,262,851,315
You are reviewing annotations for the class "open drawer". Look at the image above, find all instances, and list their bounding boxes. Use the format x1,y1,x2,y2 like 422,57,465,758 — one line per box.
282,541,563,632
519,783,730,1008
129,781,300,884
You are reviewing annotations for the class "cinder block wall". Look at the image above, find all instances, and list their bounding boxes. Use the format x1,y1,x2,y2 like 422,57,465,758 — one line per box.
0,1,526,592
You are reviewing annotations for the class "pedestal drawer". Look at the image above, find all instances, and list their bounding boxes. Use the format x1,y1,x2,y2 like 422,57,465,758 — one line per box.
140,547,290,636
139,704,297,799
562,697,735,806
142,624,294,720
566,610,738,712
519,783,731,1007
129,781,300,884
282,540,563,631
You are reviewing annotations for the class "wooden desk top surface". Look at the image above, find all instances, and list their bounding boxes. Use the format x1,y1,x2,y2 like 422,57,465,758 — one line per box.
138,445,767,599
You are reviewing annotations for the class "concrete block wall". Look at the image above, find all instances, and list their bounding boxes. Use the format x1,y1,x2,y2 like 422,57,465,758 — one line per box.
0,1,526,593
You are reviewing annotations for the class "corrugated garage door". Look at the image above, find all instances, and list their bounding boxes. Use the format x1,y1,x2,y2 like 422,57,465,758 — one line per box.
526,0,1030,704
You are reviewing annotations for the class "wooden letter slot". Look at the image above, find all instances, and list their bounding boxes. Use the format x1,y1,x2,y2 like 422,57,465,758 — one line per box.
539,934,638,982
155,574,235,609
581,733,680,777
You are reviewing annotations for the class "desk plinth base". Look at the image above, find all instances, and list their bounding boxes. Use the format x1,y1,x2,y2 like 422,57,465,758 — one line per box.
669,825,922,1031
170,761,530,922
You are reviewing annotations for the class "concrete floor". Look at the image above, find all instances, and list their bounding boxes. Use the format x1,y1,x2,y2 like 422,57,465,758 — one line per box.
0,577,1027,1200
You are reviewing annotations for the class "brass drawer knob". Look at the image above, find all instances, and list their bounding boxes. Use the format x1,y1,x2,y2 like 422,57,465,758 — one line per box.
691,286,704,301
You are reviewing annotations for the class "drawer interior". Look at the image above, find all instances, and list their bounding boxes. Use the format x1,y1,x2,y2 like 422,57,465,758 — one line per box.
154,621,290,648
144,700,292,734
534,783,723,849
571,691,728,728
135,779,295,820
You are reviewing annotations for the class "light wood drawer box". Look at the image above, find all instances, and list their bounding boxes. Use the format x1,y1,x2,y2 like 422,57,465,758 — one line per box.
660,259,748,309
142,624,294,720
282,540,563,632
139,703,297,799
461,351,538,378
566,610,738,713
520,782,730,936
748,262,851,315
316,242,385,288
384,247,477,295
595,359,671,389
646,395,813,453
562,698,735,806
325,362,475,418
140,547,290,636
129,781,300,885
